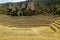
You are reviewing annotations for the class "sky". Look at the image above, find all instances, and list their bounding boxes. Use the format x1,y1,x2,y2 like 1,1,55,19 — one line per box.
0,0,26,3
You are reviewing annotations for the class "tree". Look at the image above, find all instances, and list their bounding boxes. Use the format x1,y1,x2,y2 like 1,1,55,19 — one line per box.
43,0,57,15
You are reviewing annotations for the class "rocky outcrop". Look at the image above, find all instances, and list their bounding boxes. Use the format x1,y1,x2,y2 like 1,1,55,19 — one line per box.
27,2,35,11
21,2,26,9
21,0,35,11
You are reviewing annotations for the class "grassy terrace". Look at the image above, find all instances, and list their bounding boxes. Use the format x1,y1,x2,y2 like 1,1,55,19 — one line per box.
0,15,60,40
0,15,55,28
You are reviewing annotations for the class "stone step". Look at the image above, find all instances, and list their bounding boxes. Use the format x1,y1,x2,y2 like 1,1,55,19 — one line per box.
55,21,60,25
55,21,60,27
50,24,59,32
56,20,60,21
52,23,60,29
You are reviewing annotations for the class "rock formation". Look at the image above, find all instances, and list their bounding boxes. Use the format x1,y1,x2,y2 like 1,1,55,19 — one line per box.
21,0,35,11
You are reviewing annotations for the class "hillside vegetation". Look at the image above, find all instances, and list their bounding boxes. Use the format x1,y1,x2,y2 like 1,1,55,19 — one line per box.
0,0,60,16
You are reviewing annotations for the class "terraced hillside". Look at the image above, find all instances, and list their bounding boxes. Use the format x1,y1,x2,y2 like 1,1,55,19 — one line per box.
0,15,55,28
0,15,60,40
49,18,60,32
50,20,60,32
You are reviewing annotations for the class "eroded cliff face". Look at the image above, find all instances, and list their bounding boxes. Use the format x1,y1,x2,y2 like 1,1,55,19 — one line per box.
27,2,35,11
21,0,36,11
